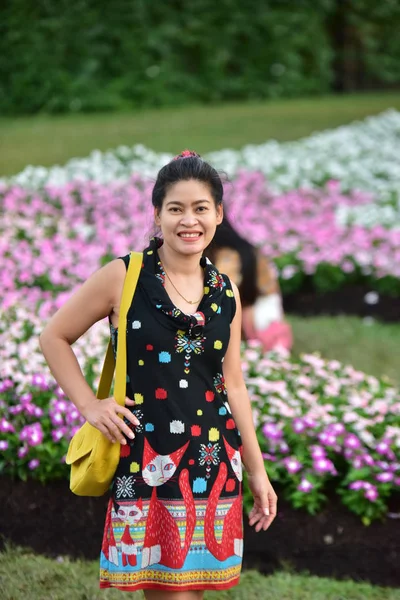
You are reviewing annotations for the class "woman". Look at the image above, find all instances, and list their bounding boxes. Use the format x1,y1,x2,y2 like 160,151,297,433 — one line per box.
206,215,293,353
40,151,277,599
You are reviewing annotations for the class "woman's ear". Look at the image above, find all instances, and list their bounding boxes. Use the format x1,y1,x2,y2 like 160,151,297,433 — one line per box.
216,204,224,225
154,207,161,227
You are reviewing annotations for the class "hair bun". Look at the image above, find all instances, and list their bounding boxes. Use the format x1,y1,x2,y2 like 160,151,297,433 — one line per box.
172,149,201,161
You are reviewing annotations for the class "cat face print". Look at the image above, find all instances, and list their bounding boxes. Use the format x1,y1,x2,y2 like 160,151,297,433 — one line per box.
142,438,190,487
113,499,143,525
223,436,243,482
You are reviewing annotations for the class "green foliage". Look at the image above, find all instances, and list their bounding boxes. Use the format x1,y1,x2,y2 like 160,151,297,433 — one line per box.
0,0,334,114
1,0,400,115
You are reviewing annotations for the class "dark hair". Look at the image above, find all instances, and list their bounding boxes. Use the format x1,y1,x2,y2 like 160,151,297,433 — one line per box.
206,215,258,307
152,154,224,210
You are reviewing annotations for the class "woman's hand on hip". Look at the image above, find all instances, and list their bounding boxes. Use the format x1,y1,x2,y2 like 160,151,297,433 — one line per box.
247,471,278,532
82,397,139,444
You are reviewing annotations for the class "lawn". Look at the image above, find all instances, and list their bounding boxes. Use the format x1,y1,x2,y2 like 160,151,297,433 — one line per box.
289,315,400,388
0,545,398,600
1,91,400,176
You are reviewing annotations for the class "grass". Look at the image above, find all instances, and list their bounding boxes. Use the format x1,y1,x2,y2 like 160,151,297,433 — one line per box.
1,91,400,176
0,545,399,600
289,315,400,388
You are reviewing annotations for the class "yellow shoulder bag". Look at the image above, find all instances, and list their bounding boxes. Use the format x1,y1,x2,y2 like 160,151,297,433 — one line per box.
65,251,143,496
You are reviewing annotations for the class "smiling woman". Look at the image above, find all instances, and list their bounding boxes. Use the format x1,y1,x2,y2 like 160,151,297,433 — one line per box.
39,150,277,599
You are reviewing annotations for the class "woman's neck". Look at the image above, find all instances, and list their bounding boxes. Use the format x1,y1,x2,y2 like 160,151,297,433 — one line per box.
157,243,203,278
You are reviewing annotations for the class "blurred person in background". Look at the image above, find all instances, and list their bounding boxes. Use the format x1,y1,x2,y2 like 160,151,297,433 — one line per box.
206,215,293,353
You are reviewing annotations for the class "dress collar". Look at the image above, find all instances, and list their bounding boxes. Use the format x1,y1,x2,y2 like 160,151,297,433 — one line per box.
141,237,227,332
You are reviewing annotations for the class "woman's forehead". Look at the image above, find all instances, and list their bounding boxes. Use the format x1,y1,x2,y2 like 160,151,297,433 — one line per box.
165,179,212,199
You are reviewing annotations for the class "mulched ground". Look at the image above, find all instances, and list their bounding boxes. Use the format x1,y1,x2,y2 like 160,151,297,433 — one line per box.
1,477,399,588
283,284,400,322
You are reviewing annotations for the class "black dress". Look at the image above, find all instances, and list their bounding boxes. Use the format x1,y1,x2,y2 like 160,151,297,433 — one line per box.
100,237,243,593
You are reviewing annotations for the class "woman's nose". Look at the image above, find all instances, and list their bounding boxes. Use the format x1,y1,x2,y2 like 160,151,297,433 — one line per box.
180,213,199,226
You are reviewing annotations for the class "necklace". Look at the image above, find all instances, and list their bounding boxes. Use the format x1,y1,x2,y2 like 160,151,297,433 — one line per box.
162,264,203,305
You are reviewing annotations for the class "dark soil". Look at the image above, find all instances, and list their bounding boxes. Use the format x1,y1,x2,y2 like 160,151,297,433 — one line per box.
283,284,400,322
1,477,399,588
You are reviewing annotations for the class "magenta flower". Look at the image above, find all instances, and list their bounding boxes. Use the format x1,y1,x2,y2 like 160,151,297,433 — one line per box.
262,422,282,441
262,452,277,462
329,423,345,435
51,429,65,442
0,380,13,393
376,440,390,455
364,487,378,502
313,457,337,475
292,418,306,433
50,412,64,426
352,457,363,469
279,442,290,454
344,434,361,450
349,480,366,491
310,445,326,459
20,393,32,405
18,446,29,459
376,472,393,483
298,479,314,493
19,423,44,447
0,440,9,451
361,454,375,467
283,457,302,474
319,432,337,447
28,459,40,470
0,418,15,433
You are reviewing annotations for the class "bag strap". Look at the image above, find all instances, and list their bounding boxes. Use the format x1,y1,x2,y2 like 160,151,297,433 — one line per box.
96,252,143,404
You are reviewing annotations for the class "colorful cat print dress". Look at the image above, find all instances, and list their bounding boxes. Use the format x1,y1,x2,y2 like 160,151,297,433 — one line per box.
100,237,243,593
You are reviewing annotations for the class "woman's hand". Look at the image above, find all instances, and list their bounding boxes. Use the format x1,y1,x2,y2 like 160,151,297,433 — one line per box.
247,470,278,532
82,397,139,444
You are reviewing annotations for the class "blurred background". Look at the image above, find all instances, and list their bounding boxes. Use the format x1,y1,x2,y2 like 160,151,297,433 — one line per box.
1,1,400,599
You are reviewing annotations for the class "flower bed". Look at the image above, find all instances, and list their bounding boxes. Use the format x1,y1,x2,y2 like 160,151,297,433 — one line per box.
1,176,400,323
241,342,400,525
1,114,399,525
1,303,399,524
3,110,400,229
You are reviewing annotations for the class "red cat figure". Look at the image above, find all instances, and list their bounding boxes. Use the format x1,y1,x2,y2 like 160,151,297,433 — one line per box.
141,438,196,569
204,436,243,560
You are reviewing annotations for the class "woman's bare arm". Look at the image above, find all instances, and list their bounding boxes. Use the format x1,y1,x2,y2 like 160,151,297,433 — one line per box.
222,280,277,531
222,281,265,475
39,259,139,443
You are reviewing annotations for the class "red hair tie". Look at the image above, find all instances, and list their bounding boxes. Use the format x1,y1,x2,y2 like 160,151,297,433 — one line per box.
172,149,201,161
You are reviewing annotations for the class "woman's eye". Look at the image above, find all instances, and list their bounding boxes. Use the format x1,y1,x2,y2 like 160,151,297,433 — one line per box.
197,206,207,212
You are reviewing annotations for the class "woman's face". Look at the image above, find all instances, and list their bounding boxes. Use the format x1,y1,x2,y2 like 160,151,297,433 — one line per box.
154,179,223,256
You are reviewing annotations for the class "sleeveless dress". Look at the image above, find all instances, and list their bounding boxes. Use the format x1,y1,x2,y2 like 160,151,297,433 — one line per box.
100,237,243,593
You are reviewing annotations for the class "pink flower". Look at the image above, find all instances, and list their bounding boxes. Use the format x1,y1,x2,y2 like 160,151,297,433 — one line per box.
0,418,15,433
344,434,361,450
292,418,306,433
298,479,314,493
262,422,282,441
310,445,326,459
283,457,302,474
18,446,29,459
349,480,366,491
376,472,393,483
364,487,378,502
313,458,337,475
